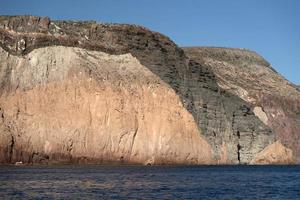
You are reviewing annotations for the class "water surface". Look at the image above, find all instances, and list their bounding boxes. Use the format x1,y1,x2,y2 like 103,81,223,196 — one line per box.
1,165,300,199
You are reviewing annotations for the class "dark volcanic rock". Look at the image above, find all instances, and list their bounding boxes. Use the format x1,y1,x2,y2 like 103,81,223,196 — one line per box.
184,47,300,162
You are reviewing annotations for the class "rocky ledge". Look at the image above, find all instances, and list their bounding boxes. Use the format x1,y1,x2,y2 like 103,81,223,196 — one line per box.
0,16,297,165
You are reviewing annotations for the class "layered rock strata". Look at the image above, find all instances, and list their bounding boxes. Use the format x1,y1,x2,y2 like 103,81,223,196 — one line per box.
0,16,295,164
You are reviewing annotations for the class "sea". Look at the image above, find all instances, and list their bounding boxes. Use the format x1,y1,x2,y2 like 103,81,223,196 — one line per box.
0,165,300,199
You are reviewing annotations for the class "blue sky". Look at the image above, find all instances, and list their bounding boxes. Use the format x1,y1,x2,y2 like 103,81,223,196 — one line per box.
1,0,299,84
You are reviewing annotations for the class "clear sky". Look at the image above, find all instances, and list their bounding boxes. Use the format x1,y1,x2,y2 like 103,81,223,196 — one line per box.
1,0,299,84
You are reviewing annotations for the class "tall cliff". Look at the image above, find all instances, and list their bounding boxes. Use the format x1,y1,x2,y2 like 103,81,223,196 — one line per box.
184,47,300,163
0,16,294,165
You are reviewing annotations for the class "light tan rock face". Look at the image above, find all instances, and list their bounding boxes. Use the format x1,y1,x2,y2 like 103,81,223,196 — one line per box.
0,46,213,165
253,107,268,126
184,47,300,162
251,141,293,165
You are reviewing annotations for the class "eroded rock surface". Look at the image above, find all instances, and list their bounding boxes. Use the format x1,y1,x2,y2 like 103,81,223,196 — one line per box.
251,141,294,165
0,16,294,164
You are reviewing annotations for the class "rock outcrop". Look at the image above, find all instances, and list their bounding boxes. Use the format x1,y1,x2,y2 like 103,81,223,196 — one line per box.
250,141,293,164
184,47,300,163
0,16,296,165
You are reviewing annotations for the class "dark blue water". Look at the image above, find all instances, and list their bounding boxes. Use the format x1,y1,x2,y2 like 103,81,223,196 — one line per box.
0,165,300,199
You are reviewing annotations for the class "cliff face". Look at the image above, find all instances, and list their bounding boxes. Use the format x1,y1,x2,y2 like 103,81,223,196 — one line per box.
184,47,300,163
0,16,294,165
0,46,215,165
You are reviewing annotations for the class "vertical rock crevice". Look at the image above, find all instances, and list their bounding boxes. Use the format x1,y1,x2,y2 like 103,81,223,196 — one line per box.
9,134,14,163
237,144,241,164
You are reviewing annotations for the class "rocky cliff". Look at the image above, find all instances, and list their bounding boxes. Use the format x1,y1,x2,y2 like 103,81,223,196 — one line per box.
0,16,295,165
184,47,300,163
